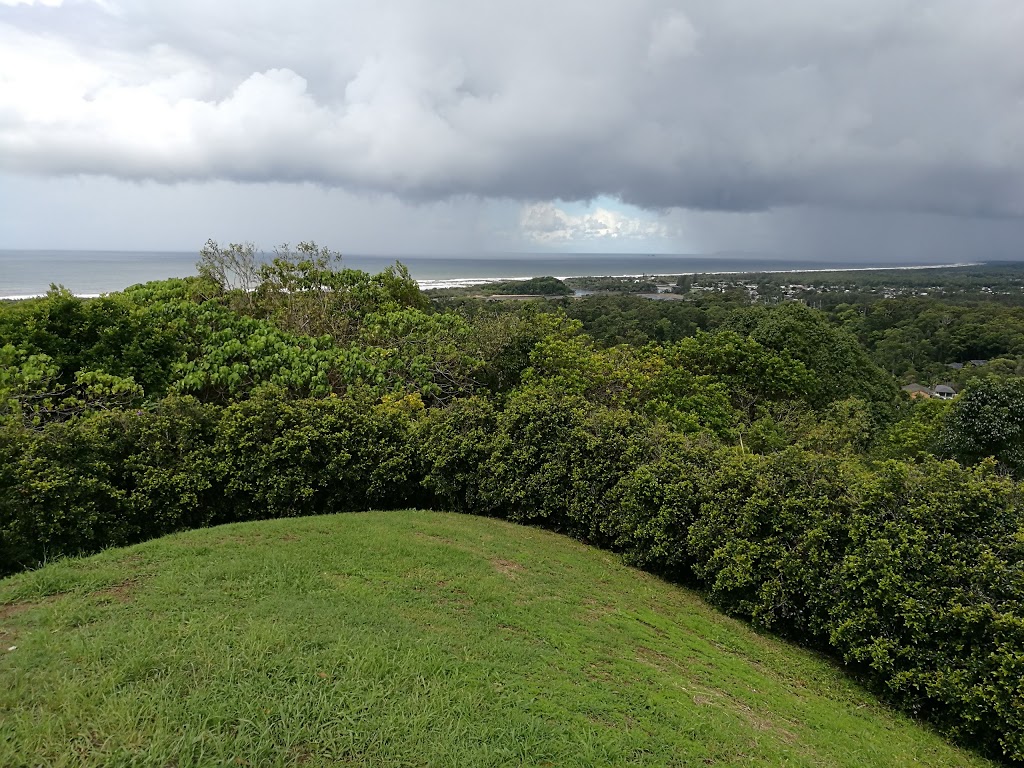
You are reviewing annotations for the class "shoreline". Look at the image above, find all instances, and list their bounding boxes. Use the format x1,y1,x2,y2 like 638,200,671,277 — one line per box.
0,261,986,300
417,261,983,290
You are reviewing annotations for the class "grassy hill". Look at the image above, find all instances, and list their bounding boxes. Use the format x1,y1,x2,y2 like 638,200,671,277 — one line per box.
0,511,994,767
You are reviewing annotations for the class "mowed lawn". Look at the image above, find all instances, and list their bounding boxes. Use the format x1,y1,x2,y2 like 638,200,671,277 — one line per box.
0,510,994,767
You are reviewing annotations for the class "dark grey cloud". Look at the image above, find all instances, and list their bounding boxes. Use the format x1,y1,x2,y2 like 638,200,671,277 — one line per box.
674,206,1024,262
1,0,1023,222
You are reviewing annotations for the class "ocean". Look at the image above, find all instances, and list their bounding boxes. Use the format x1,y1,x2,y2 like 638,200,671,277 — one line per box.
0,249,974,299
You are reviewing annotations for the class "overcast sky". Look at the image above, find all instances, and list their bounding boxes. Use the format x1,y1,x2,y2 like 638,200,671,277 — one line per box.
1,0,1023,259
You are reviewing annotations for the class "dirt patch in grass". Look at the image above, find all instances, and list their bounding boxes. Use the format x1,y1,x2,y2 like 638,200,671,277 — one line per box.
215,536,242,546
580,598,617,622
0,603,33,622
634,616,668,638
0,624,16,646
585,660,616,683
440,586,474,610
491,558,524,576
496,622,545,646
288,744,314,765
91,578,142,604
1,595,69,648
0,593,67,621
216,534,267,545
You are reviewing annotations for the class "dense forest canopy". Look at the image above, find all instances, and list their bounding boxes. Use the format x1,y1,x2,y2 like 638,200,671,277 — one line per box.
2,248,1024,762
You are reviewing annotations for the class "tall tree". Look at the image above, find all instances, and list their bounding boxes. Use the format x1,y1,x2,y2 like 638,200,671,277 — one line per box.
941,377,1024,477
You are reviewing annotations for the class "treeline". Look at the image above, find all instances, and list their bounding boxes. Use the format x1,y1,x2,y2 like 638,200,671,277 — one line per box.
1,244,1023,762
456,278,1024,384
753,262,1024,299
829,298,1024,383
725,264,1024,381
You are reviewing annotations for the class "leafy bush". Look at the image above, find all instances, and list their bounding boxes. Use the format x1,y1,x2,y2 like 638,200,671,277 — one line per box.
942,377,1024,477
728,302,899,423
829,460,1023,757
0,400,219,573
603,447,1024,761
487,276,571,296
417,395,499,514
211,388,425,521
0,392,425,575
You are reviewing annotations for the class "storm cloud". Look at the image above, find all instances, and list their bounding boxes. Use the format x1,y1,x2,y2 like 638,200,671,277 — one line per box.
2,0,1023,223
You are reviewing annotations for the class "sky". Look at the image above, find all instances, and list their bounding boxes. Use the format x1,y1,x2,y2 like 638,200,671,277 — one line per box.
1,0,1023,260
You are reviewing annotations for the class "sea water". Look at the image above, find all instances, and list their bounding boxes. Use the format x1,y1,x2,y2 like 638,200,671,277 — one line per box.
0,249,974,299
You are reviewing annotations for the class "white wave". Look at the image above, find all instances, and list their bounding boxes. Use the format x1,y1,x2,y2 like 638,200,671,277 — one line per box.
417,276,535,290
0,292,103,301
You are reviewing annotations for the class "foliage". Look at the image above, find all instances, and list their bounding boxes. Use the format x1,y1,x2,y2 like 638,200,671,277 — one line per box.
0,400,219,572
3,252,1024,761
728,302,899,419
874,398,950,461
827,460,1023,754
211,388,425,521
486,275,571,295
941,377,1024,477
0,345,145,428
196,239,262,301
478,385,654,540
0,286,183,397
417,396,498,514
166,305,343,401
197,239,428,341
465,309,578,394
0,392,424,573
663,330,815,420
357,308,480,404
563,294,706,346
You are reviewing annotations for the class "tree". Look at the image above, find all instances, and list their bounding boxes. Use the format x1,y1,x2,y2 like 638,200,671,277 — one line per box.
729,302,899,423
874,398,950,461
196,240,261,310
941,377,1024,477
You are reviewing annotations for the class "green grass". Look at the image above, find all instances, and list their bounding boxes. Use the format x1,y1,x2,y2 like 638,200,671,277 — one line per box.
0,511,994,767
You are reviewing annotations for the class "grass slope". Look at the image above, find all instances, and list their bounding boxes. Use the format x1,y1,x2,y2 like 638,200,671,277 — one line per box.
0,511,993,767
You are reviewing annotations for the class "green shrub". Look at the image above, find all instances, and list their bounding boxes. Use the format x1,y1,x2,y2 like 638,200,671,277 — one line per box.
417,395,499,514
0,391,426,575
827,459,1023,758
0,400,220,574
604,444,1024,761
211,389,426,522
478,386,653,539
941,377,1024,477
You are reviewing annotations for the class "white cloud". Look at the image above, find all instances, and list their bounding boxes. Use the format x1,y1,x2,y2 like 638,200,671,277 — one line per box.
648,11,699,63
520,202,673,244
0,0,1023,220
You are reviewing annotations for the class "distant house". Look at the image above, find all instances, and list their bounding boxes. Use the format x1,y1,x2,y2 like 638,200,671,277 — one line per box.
933,384,958,400
946,362,965,370
901,384,932,400
968,359,989,367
